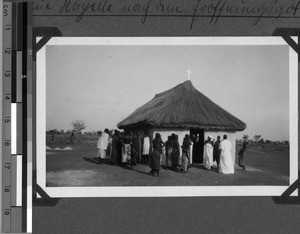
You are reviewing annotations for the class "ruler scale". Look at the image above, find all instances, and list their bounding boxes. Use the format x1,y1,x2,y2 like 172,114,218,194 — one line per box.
2,2,12,233
2,1,32,232
11,1,23,231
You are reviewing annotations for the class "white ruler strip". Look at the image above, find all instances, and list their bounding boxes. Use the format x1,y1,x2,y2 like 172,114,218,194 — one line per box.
11,103,17,154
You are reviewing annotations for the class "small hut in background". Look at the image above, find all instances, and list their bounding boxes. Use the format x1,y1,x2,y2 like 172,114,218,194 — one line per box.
117,80,246,164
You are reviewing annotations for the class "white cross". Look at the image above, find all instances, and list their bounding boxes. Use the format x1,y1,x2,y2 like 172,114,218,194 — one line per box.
186,68,192,80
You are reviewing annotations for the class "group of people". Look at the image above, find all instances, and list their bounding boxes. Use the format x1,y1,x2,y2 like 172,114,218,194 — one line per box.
138,133,192,176
150,133,239,176
203,134,249,173
96,129,249,176
96,129,138,167
203,135,234,174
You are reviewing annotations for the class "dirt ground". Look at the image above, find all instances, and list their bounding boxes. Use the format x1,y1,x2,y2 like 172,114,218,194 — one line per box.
45,144,290,187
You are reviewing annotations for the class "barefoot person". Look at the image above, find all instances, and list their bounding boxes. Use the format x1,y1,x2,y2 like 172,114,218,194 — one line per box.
165,136,173,169
203,136,214,170
171,134,180,171
121,137,131,167
189,134,195,167
110,130,120,165
213,136,221,170
192,134,203,164
219,135,234,174
150,133,165,176
181,134,192,173
97,128,110,164
142,133,150,163
238,135,249,170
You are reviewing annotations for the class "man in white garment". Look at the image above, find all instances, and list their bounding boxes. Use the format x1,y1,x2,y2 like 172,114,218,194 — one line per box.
189,134,195,167
97,128,110,164
142,134,150,162
219,135,234,174
203,136,214,170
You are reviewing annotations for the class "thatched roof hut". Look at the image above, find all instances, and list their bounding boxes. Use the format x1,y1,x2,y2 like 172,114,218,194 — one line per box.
117,80,246,165
118,80,246,131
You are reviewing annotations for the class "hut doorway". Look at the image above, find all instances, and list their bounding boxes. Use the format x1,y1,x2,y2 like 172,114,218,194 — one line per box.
190,129,204,164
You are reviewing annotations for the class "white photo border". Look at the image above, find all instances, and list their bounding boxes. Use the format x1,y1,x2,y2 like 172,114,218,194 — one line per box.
36,37,298,198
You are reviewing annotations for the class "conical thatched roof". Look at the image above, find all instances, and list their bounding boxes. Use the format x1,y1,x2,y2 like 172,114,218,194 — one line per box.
117,80,246,131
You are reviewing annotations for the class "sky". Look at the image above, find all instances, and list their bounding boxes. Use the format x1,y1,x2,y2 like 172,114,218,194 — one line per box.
46,43,290,141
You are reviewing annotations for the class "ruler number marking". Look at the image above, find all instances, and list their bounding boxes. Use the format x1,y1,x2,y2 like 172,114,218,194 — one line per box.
4,187,10,193
4,71,11,78
3,209,10,216
4,117,11,124
5,25,11,31
3,4,9,16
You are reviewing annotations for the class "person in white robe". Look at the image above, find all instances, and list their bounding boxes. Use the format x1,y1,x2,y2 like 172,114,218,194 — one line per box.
97,128,110,164
219,135,234,174
189,134,195,166
203,136,214,170
122,138,131,166
142,134,150,162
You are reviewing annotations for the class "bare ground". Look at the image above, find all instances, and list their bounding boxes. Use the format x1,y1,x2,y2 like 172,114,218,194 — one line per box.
46,145,289,187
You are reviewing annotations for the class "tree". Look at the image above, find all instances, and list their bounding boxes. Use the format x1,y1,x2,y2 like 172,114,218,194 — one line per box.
265,140,271,144
258,138,264,143
253,135,261,142
71,120,87,134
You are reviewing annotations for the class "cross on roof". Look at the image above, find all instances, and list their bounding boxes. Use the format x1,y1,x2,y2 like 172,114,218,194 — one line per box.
186,68,192,80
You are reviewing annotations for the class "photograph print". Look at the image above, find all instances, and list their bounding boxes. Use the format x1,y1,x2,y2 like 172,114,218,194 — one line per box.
36,37,297,196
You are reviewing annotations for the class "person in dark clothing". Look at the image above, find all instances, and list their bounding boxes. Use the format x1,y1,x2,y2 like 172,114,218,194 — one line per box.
165,136,173,169
70,131,75,144
131,132,140,164
150,133,165,176
192,134,203,164
238,135,249,170
181,134,192,173
116,133,123,166
213,136,221,170
110,130,120,165
171,134,180,171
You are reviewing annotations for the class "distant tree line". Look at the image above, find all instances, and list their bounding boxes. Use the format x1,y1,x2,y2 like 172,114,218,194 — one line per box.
237,135,289,152
237,135,289,145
